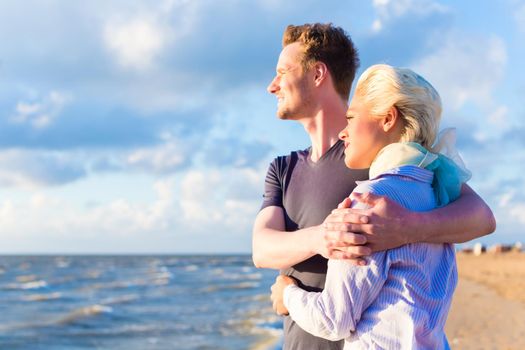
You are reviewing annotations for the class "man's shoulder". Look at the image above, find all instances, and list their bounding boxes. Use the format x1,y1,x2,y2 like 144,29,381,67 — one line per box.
270,147,310,166
277,147,310,159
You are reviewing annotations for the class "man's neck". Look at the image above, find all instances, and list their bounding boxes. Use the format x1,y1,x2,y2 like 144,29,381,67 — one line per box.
299,101,347,162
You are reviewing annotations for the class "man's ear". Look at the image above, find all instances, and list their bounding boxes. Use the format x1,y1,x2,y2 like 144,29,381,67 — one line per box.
382,106,399,132
313,62,328,86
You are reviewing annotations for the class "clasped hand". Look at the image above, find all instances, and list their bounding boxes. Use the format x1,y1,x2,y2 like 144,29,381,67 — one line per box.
270,275,297,316
319,192,412,265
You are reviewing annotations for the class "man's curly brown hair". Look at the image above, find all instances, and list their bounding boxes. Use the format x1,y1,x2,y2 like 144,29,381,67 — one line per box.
283,23,359,100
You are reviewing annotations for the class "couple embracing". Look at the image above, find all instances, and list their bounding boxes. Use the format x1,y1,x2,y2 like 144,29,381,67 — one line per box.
252,23,495,349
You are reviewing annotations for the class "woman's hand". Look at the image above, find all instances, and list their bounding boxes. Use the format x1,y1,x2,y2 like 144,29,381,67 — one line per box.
270,275,297,315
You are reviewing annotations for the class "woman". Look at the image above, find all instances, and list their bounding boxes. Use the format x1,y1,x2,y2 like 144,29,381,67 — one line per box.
270,64,470,349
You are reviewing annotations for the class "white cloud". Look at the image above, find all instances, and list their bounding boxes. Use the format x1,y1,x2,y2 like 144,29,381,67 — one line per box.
30,193,61,209
498,190,515,207
178,167,263,231
373,0,390,6
488,105,509,124
414,34,506,110
0,200,15,226
372,19,382,32
0,165,265,249
515,2,525,34
10,91,69,128
0,149,85,188
126,141,188,174
413,33,509,136
491,187,525,232
101,0,200,72
509,203,525,225
104,17,166,70
371,0,448,30
0,179,174,238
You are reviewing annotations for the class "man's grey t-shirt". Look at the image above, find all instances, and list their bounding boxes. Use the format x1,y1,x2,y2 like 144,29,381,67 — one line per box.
260,140,369,350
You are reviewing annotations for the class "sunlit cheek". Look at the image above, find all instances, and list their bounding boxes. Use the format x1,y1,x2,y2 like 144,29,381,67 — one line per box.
344,151,353,167
344,146,359,168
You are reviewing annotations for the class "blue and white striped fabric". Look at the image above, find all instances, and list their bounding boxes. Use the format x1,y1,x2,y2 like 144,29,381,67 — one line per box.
283,165,457,349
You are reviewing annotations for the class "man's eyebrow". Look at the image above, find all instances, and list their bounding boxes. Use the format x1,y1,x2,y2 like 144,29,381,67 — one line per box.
276,63,298,74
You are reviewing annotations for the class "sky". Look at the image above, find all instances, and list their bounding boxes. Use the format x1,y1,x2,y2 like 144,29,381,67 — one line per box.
0,0,524,254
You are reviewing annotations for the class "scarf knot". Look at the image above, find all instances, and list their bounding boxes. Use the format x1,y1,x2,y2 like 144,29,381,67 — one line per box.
369,129,471,207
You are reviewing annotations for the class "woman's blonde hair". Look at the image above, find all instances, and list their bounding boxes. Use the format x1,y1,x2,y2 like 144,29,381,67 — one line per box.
355,64,442,149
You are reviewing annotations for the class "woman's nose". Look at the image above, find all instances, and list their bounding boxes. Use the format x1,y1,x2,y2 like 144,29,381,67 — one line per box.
338,128,348,141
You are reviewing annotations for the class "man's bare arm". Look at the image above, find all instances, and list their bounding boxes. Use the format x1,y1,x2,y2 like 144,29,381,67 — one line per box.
407,183,496,244
323,183,496,254
252,206,367,269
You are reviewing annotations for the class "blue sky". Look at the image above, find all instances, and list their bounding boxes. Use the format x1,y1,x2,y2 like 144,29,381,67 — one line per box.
0,0,523,254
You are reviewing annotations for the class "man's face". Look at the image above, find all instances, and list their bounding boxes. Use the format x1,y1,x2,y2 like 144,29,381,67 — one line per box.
267,43,314,120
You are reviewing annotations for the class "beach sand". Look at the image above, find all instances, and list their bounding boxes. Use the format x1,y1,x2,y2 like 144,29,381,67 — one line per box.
445,251,525,349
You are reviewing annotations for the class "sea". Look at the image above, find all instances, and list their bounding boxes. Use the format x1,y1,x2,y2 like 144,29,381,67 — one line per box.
0,255,283,350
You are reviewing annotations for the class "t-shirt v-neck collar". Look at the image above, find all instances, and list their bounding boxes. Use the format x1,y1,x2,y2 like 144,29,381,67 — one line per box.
306,140,343,166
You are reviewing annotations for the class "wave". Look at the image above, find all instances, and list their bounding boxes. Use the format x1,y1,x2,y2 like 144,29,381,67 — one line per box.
149,270,173,280
238,293,271,303
249,334,283,350
4,280,48,290
54,258,70,268
184,264,199,271
201,281,260,293
80,270,175,291
0,304,113,331
100,294,140,305
18,262,31,271
81,278,150,291
226,272,263,281
84,269,103,279
223,306,283,350
57,304,113,325
16,274,38,283
21,292,62,302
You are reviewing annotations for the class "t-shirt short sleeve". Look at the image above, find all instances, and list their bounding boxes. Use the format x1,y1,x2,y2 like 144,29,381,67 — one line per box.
260,158,283,211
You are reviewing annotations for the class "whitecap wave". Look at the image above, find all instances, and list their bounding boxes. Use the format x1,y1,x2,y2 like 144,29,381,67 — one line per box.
21,292,62,302
57,304,113,324
5,280,48,290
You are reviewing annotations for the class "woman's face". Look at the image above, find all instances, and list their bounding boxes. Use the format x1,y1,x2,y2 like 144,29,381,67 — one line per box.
338,94,389,169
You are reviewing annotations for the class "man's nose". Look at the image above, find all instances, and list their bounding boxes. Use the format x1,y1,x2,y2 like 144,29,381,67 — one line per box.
267,76,280,94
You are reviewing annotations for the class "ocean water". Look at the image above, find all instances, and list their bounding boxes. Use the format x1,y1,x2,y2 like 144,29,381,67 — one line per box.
0,255,283,350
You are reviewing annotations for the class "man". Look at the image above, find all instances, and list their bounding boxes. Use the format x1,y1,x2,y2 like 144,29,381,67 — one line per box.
252,23,495,350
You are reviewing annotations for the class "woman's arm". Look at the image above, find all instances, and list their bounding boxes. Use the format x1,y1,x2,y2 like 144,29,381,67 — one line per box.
271,252,388,341
270,187,390,341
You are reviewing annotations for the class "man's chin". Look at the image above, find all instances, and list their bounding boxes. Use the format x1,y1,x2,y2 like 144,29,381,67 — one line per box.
276,112,288,120
276,109,293,120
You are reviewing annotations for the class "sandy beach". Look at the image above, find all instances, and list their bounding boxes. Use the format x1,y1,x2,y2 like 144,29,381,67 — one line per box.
251,251,525,350
445,251,525,349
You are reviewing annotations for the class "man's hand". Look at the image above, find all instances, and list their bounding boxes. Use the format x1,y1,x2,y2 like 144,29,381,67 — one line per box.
321,192,416,263
270,275,297,316
320,197,371,265
349,192,413,251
